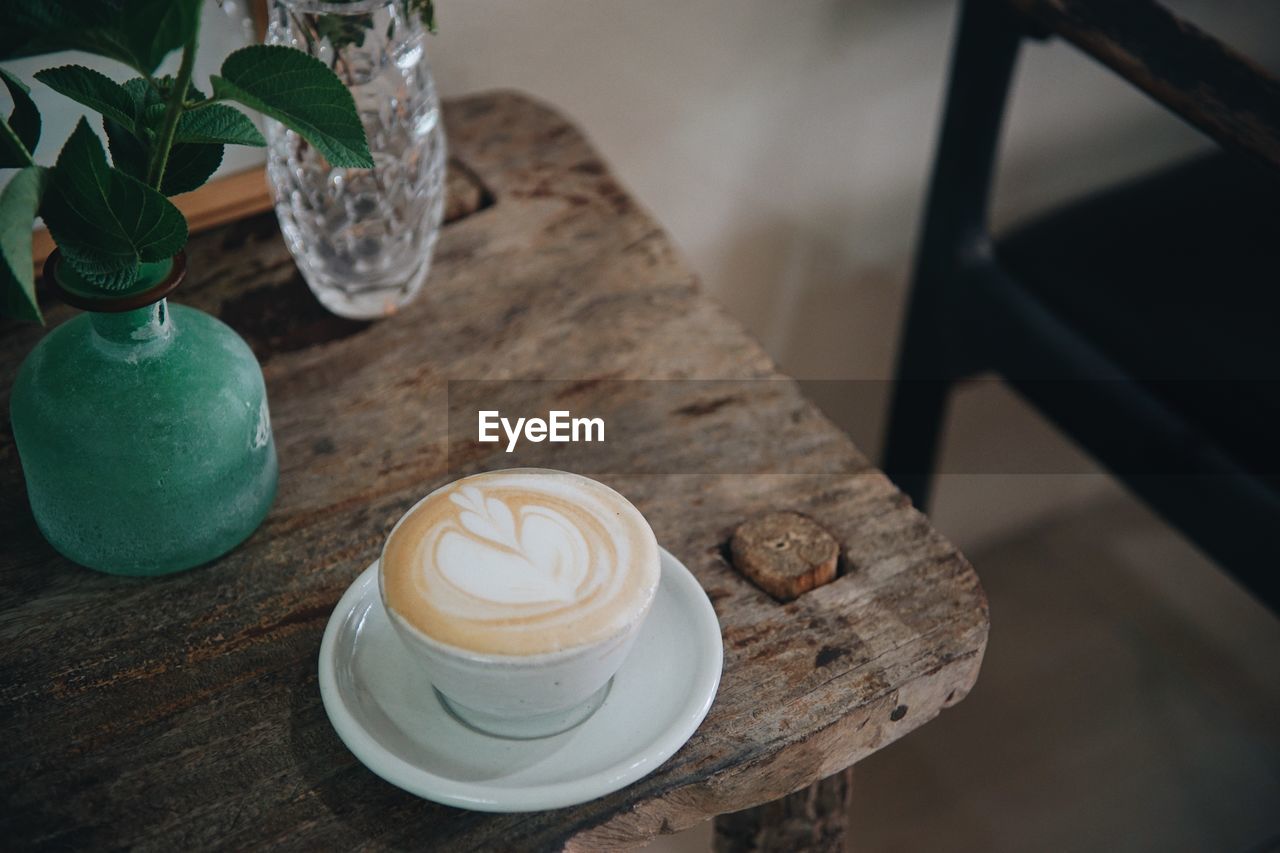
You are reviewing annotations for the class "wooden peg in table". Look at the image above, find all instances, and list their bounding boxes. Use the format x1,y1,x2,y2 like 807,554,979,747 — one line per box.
729,511,840,601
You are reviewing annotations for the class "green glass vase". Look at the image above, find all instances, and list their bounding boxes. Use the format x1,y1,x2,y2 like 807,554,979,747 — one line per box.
9,252,278,576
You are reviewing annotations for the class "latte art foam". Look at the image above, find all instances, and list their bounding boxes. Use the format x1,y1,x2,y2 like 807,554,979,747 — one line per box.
381,469,661,656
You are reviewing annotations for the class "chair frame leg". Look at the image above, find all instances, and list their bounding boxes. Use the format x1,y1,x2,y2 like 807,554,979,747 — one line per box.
883,0,1025,510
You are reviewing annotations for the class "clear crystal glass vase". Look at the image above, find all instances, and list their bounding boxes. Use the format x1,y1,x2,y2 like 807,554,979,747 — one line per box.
267,0,446,319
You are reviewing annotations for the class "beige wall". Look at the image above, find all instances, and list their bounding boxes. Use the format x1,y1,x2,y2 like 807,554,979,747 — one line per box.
427,0,1280,547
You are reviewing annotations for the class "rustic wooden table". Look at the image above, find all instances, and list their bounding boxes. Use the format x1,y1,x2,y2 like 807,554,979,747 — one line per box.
0,92,988,851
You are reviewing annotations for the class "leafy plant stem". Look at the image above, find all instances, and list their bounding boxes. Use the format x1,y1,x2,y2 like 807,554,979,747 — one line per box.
146,15,201,189
337,53,356,87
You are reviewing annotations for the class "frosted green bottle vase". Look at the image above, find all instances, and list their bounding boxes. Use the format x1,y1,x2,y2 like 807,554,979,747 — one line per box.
9,252,278,575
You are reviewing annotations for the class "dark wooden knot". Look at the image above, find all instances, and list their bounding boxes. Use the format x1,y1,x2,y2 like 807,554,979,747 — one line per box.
728,511,840,602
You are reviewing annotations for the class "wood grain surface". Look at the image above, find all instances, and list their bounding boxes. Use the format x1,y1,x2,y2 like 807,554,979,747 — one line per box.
0,92,987,851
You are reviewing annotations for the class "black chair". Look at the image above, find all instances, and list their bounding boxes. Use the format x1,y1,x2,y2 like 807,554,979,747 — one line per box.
883,0,1280,610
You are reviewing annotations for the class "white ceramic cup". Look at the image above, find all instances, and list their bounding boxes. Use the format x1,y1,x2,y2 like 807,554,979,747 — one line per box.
379,469,660,739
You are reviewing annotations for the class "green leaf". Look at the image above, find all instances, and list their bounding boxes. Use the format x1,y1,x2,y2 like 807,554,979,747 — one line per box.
0,167,48,323
0,68,41,168
40,118,187,288
211,45,373,169
0,1,123,63
35,65,137,128
103,79,162,180
122,0,202,76
158,141,222,195
103,116,148,181
174,105,265,147
126,76,174,130
121,76,161,113
0,0,202,76
1,1,147,73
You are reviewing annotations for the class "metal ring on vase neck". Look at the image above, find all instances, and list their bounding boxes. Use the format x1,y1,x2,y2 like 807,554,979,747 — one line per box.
43,250,187,314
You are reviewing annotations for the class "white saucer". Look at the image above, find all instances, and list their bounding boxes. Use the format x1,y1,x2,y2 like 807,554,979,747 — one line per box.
318,547,723,812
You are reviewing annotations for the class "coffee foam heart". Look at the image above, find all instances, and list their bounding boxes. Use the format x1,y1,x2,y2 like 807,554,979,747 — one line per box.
381,470,661,656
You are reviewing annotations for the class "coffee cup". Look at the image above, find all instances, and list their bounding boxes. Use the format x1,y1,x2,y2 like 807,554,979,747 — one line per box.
379,468,661,738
